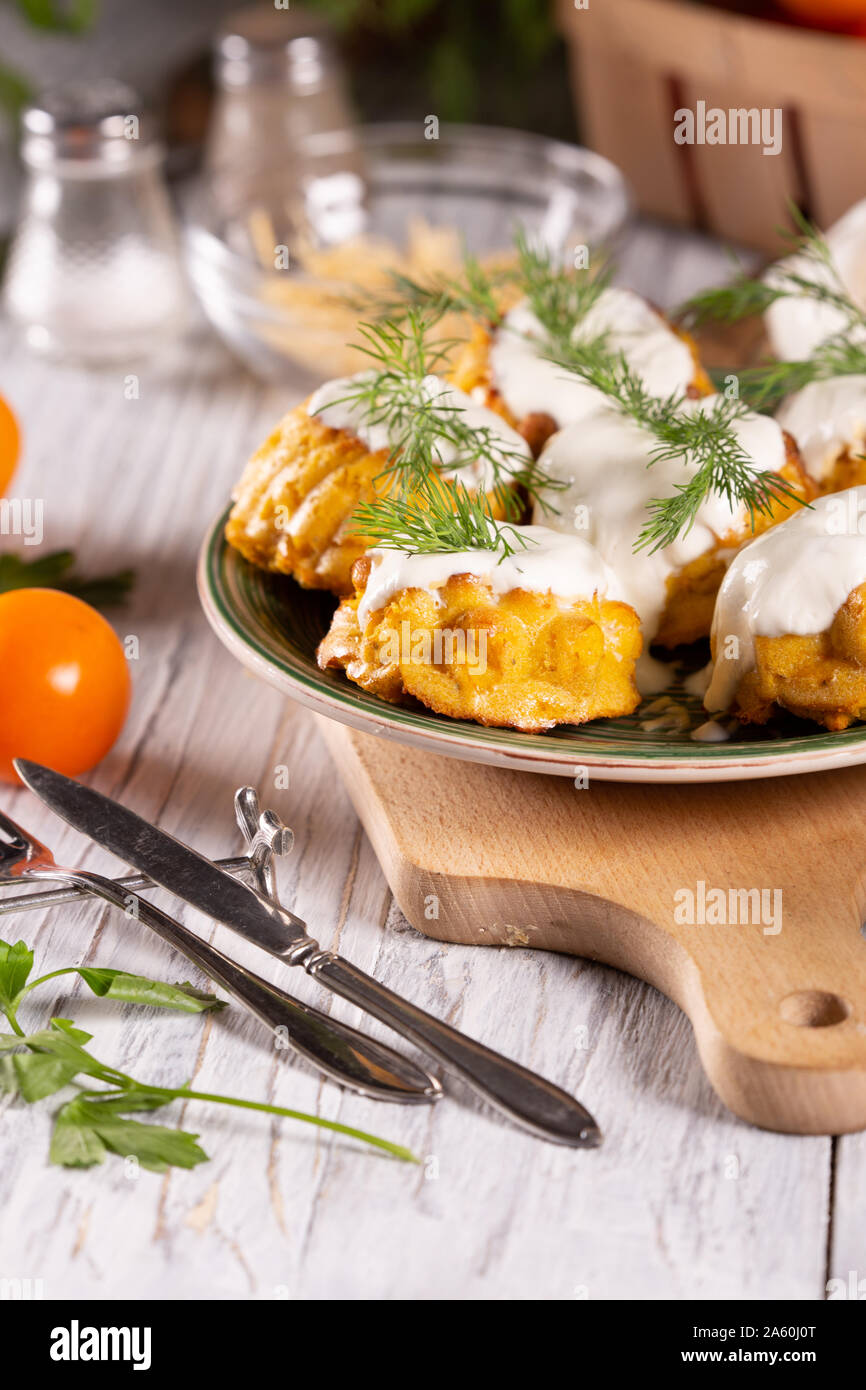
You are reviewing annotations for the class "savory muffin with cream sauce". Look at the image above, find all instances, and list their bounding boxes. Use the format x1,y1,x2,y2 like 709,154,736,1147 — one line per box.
705,487,866,731
451,287,712,454
532,396,813,669
776,376,866,494
317,526,642,731
226,371,531,595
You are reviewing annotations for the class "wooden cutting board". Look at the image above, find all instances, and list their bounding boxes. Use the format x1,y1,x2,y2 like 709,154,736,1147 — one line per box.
319,717,866,1136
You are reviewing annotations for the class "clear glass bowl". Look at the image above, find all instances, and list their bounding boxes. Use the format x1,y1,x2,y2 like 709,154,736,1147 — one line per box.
183,121,631,381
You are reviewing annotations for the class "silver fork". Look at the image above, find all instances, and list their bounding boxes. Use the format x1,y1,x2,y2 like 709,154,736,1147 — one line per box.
0,807,441,1104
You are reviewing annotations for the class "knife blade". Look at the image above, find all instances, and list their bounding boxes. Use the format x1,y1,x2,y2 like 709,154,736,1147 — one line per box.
15,760,307,957
16,759,602,1148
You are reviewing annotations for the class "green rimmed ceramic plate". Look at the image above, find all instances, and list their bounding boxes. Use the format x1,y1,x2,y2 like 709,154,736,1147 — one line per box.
198,505,866,783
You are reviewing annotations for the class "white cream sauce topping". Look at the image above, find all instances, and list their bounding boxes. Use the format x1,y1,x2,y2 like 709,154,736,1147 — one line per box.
356,524,623,628
705,486,866,713
765,199,866,360
532,396,787,650
308,370,531,490
488,287,696,426
690,719,730,743
776,375,866,482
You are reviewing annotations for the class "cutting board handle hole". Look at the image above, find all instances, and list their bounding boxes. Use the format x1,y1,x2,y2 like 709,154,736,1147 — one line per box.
779,991,851,1029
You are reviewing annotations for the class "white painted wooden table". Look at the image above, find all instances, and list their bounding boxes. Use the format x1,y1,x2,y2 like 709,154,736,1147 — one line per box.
0,221,852,1302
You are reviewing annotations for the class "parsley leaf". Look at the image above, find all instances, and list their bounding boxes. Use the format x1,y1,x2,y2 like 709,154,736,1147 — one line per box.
76,969,226,1013
0,939,34,1013
50,1097,208,1173
0,942,417,1170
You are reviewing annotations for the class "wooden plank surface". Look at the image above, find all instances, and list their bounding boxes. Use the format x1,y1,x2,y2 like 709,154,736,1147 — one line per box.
318,721,866,1137
0,225,842,1300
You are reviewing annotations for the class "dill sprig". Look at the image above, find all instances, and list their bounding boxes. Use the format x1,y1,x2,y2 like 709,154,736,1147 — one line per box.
679,206,866,334
679,211,866,409
355,227,612,342
514,229,611,355
547,342,803,552
314,309,560,555
352,473,530,559
733,338,866,411
351,255,508,325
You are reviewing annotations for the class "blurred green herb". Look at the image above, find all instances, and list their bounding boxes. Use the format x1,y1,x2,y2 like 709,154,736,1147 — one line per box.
305,0,557,124
10,0,96,33
0,935,417,1171
0,550,135,607
0,1,97,120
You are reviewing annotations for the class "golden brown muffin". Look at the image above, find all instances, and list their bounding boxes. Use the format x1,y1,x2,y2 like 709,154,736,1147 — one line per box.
705,488,866,730
226,405,384,595
656,430,816,649
817,449,866,497
775,376,866,497
533,400,814,666
226,384,526,596
317,527,642,732
451,296,714,455
724,585,866,731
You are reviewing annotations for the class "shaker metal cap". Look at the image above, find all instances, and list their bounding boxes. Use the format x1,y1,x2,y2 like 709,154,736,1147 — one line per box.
21,79,156,168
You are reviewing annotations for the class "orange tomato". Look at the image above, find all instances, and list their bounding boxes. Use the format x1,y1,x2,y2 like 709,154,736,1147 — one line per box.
0,589,131,785
777,0,866,25
0,393,19,496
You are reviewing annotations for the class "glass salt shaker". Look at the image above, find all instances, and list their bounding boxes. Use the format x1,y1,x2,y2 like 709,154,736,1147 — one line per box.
205,3,364,244
3,79,190,364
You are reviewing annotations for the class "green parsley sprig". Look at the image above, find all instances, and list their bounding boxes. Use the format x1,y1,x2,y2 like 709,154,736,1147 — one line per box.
0,936,416,1171
0,550,134,608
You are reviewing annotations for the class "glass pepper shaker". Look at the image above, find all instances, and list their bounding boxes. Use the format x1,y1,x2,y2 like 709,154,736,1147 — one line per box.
3,79,190,364
205,3,364,244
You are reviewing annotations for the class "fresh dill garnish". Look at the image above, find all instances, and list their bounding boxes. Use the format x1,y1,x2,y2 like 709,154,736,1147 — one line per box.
546,343,803,552
678,211,866,409
336,229,808,556
355,226,612,342
733,338,866,411
514,228,611,356
352,473,529,559
351,255,508,325
314,308,561,556
679,208,865,331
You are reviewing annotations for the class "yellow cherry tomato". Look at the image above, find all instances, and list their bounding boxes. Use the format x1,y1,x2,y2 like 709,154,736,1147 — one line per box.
0,393,19,497
0,589,131,785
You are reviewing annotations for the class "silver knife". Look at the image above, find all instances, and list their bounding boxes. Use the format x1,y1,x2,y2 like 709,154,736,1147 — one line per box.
0,806,440,1104
16,759,602,1148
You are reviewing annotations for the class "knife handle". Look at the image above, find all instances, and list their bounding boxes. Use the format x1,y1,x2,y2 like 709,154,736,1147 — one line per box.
56,870,441,1106
308,953,601,1147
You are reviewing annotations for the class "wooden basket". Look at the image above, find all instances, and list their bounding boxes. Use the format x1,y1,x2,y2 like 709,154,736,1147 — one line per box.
557,0,866,249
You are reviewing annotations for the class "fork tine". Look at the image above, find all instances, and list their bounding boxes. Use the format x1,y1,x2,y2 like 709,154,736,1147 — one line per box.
0,806,50,859
233,787,261,844
0,806,30,842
